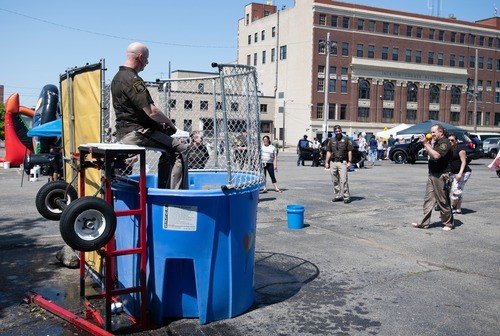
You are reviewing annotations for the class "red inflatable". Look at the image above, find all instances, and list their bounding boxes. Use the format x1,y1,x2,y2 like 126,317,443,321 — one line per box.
1,93,35,167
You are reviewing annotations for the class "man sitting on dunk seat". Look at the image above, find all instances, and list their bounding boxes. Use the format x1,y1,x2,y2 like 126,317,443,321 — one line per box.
111,42,189,189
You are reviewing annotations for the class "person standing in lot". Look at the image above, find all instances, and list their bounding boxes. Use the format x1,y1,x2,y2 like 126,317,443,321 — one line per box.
368,135,378,162
325,125,353,203
448,133,472,214
296,135,310,166
311,137,321,167
412,124,454,231
261,135,282,193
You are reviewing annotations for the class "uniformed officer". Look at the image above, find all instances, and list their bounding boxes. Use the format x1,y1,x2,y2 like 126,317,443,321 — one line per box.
412,124,454,231
324,125,353,203
111,42,189,189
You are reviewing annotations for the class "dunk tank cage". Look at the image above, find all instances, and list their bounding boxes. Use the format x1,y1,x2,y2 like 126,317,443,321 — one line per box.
31,63,263,334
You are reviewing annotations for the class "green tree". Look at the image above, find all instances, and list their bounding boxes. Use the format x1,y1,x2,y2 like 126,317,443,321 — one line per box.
0,102,5,140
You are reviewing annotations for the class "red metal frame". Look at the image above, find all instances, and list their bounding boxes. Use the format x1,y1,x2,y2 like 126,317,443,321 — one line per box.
31,144,151,334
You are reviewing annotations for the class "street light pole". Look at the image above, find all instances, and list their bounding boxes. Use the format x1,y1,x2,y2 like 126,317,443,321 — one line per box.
322,32,330,141
473,48,478,132
282,100,286,151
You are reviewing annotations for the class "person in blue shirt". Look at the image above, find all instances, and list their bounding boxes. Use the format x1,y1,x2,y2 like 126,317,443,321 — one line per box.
368,135,378,162
296,135,310,166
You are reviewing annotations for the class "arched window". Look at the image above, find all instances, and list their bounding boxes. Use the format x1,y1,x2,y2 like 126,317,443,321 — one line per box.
429,85,440,103
407,82,418,102
383,82,395,101
358,80,370,99
450,86,461,105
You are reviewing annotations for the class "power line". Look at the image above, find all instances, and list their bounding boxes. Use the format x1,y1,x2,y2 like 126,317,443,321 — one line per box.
0,7,236,49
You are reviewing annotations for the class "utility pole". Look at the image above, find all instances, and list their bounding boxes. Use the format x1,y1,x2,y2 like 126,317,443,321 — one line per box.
282,100,286,151
473,48,478,132
322,33,337,141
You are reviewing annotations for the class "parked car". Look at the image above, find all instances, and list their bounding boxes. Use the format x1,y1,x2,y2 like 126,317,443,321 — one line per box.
389,132,483,164
468,132,500,142
482,137,500,158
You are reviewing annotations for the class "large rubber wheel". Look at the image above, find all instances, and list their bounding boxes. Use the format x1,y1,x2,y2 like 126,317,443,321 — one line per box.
490,149,498,158
36,181,78,220
60,197,117,252
393,151,407,164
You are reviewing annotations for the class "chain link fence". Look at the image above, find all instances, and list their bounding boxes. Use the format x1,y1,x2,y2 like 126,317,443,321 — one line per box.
106,64,263,190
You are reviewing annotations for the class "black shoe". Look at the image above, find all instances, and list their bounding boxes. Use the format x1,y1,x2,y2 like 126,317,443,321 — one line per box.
343,198,351,204
332,197,343,202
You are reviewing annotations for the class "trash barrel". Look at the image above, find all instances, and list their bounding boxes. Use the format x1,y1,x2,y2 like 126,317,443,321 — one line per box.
113,170,260,325
286,204,305,229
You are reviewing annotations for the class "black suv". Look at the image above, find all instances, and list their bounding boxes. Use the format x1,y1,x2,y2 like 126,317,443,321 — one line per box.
389,133,483,164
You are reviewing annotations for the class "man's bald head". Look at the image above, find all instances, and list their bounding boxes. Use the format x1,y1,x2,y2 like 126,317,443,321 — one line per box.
124,42,149,72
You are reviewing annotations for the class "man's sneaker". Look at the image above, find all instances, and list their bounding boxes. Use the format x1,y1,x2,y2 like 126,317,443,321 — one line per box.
332,197,343,202
411,222,429,229
343,198,351,204
442,226,453,231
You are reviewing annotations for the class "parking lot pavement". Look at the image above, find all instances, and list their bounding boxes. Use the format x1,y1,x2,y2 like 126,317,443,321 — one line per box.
0,155,499,335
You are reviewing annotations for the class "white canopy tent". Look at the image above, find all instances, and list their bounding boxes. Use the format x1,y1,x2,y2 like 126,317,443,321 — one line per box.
376,124,411,139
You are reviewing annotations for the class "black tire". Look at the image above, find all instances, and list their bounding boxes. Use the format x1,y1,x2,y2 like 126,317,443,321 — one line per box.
496,170,500,178
35,181,78,220
490,149,498,159
393,151,407,164
60,197,117,252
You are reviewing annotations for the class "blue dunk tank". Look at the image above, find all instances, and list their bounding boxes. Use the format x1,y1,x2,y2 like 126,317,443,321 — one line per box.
112,63,264,325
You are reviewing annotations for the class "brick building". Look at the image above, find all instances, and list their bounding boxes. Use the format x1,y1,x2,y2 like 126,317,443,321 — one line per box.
238,0,500,145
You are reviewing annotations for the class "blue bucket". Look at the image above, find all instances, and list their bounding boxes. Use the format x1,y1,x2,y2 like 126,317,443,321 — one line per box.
286,204,305,229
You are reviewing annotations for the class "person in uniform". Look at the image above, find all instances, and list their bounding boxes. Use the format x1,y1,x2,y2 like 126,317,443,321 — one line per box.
412,124,454,231
324,125,353,203
111,42,189,189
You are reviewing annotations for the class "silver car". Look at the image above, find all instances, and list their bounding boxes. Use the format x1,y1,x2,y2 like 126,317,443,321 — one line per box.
482,137,500,158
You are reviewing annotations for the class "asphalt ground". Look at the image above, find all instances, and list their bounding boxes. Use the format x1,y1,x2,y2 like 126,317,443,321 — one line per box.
0,152,498,336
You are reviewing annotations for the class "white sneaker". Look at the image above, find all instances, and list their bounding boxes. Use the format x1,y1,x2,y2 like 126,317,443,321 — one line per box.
442,226,453,231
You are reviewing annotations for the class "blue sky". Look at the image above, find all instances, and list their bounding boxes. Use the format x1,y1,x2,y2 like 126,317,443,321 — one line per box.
0,0,494,107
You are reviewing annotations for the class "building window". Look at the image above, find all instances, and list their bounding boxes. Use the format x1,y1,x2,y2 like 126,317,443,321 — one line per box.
416,27,423,38
487,80,492,89
488,37,493,47
331,16,338,27
405,49,411,62
279,45,287,60
168,99,176,109
438,30,445,41
248,35,251,44
479,35,484,46
200,100,209,110
478,56,484,69
327,104,335,120
406,109,417,122
357,19,364,30
450,54,456,67
264,10,270,17
497,59,500,70
358,107,369,121
253,53,257,66
316,103,324,119
407,83,418,102
343,17,350,29
429,85,440,103
450,112,460,124
318,39,326,53
329,78,336,93
246,14,249,25
406,25,413,37
340,104,347,119
341,67,348,75
382,46,388,60
429,28,435,40
331,66,337,74
341,79,348,93
392,48,399,61
383,22,389,34
451,32,456,42
383,108,394,122
460,33,465,43
261,30,265,41
485,112,490,125
342,42,349,56
358,80,370,99
272,26,276,37
254,33,258,43
262,50,266,64
216,101,222,111
260,104,268,113
246,55,251,65
438,53,444,66
357,44,363,57
318,65,325,74
383,82,395,101
184,119,192,132
415,50,422,63
271,48,275,62
231,102,239,112
317,78,325,92
459,56,465,68
430,111,439,120
197,83,205,93
487,58,493,70
469,34,476,45
368,20,375,32
451,86,461,104
469,56,475,68
184,100,193,110
428,52,434,64
368,45,375,58
496,92,500,103
319,14,326,25
393,24,399,35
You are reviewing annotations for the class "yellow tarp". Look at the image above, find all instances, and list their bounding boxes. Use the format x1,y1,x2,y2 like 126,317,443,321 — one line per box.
60,66,103,276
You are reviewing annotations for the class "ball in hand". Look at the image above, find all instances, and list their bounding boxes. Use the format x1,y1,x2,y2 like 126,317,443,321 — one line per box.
425,133,432,140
